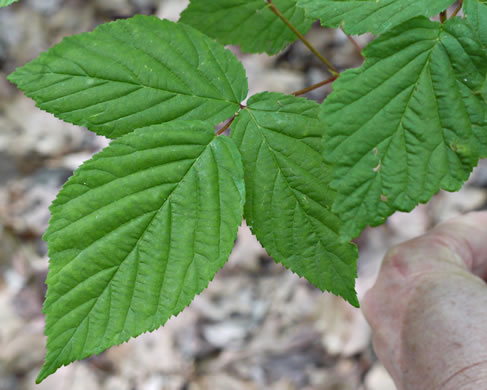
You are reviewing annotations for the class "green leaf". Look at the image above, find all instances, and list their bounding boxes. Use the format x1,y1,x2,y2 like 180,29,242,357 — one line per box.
321,17,487,240
37,121,245,383
231,92,358,306
297,0,455,35
8,15,248,139
0,0,19,7
464,0,487,47
179,0,314,55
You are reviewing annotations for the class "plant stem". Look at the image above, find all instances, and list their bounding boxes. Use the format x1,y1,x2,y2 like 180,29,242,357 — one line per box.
451,0,463,18
341,27,363,59
216,116,236,135
440,10,447,23
265,0,340,76
292,75,338,96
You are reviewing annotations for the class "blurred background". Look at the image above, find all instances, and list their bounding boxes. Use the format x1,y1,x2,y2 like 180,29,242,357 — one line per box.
0,1,483,389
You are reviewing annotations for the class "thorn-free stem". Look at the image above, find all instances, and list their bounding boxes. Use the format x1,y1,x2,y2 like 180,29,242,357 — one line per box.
451,0,463,18
216,116,236,135
341,27,363,59
292,75,338,96
440,10,447,23
265,0,340,77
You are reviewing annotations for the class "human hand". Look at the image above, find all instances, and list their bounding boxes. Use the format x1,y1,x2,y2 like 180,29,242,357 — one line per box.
362,212,487,390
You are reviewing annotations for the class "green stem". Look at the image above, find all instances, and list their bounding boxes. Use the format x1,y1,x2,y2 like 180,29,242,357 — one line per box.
265,0,340,76
292,75,338,96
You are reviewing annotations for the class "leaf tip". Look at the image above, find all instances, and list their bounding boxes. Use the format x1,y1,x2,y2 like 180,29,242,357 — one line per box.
6,70,18,85
35,366,49,384
347,293,360,308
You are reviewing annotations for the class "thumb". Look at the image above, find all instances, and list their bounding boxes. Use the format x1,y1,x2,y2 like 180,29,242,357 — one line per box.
361,211,487,389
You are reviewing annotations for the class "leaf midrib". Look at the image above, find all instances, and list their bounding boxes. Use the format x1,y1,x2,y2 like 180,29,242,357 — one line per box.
245,108,342,246
44,137,216,367
25,70,239,106
331,35,439,215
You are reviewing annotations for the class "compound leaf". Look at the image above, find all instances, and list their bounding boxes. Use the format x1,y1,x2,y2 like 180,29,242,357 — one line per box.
231,92,358,306
297,0,455,35
464,0,487,47
0,0,19,7
179,0,314,55
37,121,245,383
8,15,248,139
321,17,487,240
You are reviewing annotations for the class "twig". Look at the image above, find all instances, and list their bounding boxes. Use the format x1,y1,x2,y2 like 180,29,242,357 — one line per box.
440,10,447,23
341,27,363,59
451,0,463,18
292,75,338,96
265,0,339,76
216,116,236,135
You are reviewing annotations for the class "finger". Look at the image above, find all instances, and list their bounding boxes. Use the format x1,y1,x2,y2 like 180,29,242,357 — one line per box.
427,211,487,278
361,211,487,388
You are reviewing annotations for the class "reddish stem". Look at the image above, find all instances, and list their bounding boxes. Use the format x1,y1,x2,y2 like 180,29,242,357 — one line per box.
216,116,236,135
292,75,338,96
341,27,364,59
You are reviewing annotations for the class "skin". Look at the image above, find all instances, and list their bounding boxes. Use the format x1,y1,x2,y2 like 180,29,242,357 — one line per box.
362,212,487,390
